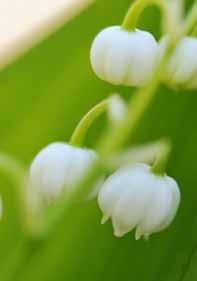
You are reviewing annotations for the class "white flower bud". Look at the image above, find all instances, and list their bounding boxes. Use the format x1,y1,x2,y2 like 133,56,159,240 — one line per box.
161,36,197,90
90,26,158,86
98,163,180,239
30,142,98,201
108,94,127,124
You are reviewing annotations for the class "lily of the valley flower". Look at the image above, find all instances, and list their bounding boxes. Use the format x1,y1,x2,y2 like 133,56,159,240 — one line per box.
98,163,180,240
161,36,197,90
30,142,98,201
90,26,158,86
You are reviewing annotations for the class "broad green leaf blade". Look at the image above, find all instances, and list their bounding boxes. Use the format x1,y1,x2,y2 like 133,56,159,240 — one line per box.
0,1,196,281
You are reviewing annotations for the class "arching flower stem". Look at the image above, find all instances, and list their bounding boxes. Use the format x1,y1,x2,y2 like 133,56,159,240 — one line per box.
122,0,166,31
151,140,171,175
70,95,126,147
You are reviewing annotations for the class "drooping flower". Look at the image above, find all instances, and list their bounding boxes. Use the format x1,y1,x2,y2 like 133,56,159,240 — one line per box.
98,163,180,240
90,26,158,86
30,142,98,201
160,36,197,90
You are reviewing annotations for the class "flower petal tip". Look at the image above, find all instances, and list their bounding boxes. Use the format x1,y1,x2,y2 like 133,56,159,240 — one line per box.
101,215,109,224
113,225,126,238
114,230,123,238
135,229,142,241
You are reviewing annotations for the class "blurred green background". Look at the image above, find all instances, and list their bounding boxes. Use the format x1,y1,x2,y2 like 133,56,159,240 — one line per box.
0,0,197,280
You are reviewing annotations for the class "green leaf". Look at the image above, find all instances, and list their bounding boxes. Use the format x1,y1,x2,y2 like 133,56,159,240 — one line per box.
0,1,196,281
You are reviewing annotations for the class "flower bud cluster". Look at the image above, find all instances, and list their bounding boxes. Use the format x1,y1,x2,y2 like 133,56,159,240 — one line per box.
90,26,197,90
28,3,188,240
30,143,180,239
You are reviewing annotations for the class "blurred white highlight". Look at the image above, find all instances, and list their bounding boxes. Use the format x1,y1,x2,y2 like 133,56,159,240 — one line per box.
0,0,94,69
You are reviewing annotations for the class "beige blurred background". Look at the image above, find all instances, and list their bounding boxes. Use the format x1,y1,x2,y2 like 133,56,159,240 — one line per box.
0,0,93,69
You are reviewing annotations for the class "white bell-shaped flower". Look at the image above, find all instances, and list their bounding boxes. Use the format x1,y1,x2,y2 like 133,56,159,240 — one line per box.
98,163,180,240
161,36,197,90
30,142,98,201
90,26,158,86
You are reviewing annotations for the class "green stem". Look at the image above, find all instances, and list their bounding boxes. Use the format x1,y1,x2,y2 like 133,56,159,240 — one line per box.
70,99,109,146
97,40,174,156
0,154,27,229
122,0,165,31
192,25,197,36
106,139,169,171
29,0,196,240
151,140,171,175
182,1,197,36
98,0,194,156
32,37,177,238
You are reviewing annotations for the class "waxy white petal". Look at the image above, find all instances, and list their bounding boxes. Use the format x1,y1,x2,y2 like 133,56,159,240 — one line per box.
98,163,180,239
30,142,98,201
161,36,197,90
90,26,158,86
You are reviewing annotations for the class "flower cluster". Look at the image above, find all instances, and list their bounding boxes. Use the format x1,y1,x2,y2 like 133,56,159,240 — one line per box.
27,0,197,241
90,27,197,90
30,141,180,240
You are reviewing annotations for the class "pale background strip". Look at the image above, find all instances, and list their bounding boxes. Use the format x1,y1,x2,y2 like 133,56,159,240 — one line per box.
0,0,94,69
